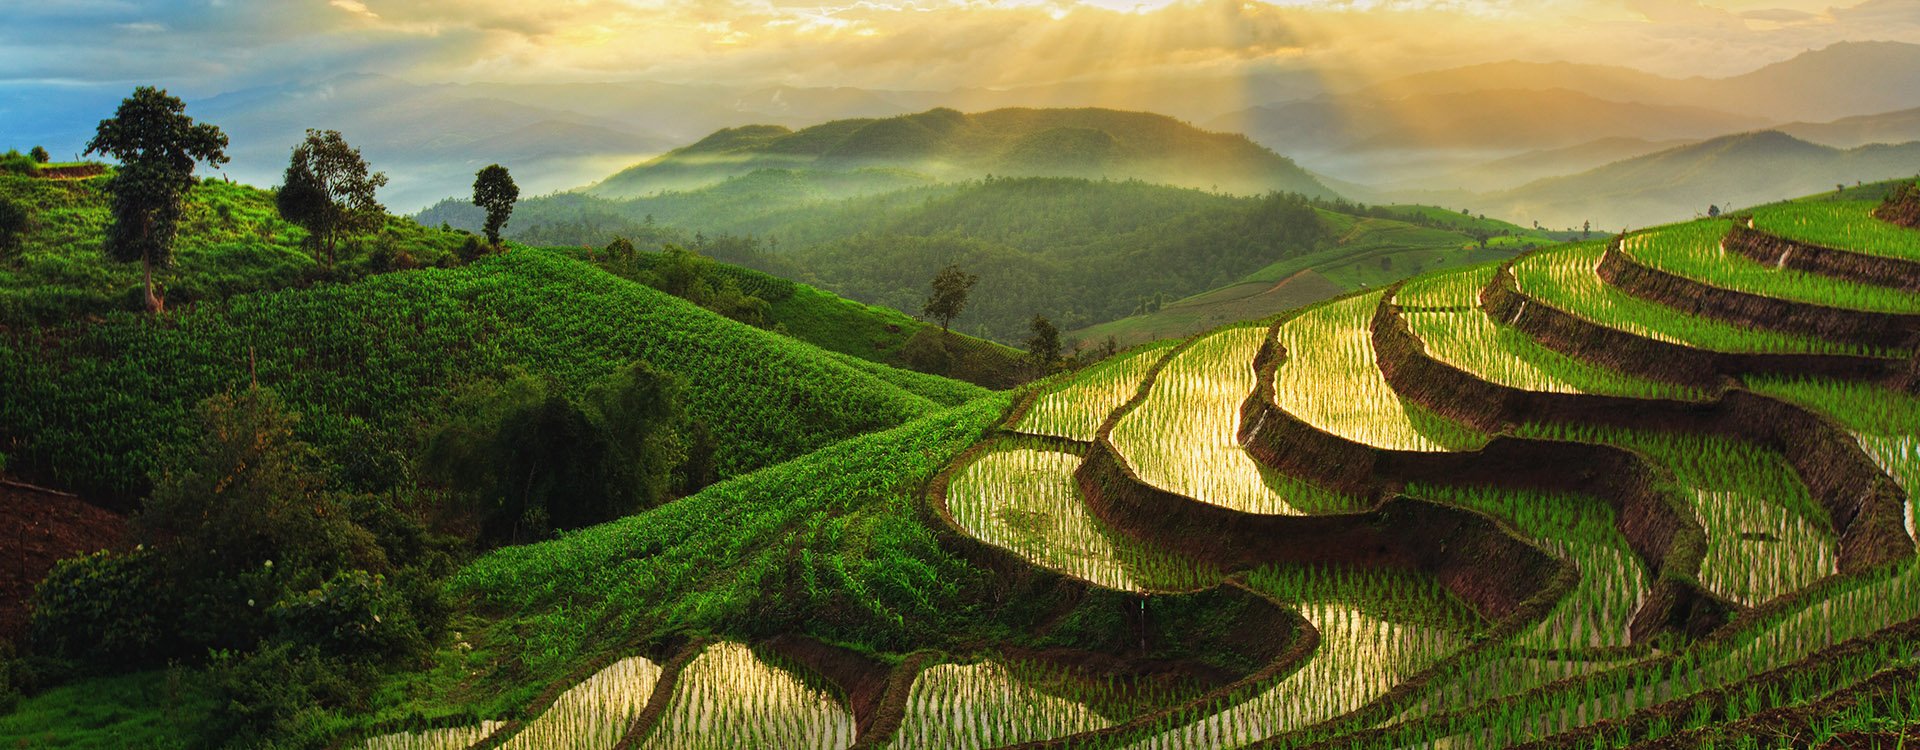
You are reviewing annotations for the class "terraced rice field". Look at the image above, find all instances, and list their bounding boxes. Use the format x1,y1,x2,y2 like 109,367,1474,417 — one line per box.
1109,325,1357,515
359,723,506,750
1409,485,1648,652
1511,241,1883,356
946,444,1221,591
501,657,663,750
1620,220,1920,313
1750,200,1920,262
1121,603,1464,749
1270,292,1488,452
442,190,1920,749
1397,266,1705,400
1015,342,1175,441
884,660,1114,749
635,641,854,750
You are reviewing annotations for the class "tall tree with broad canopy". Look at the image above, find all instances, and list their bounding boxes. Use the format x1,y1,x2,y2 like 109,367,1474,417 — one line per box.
277,129,388,270
472,164,519,248
922,264,978,333
83,86,229,313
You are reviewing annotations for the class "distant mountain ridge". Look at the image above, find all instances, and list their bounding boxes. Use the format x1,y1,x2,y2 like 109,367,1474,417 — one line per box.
586,107,1335,199
1480,130,1920,229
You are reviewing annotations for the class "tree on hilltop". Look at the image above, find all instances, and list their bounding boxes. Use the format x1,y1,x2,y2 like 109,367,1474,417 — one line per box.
277,129,388,271
923,264,978,334
84,86,229,313
28,146,48,164
472,164,518,248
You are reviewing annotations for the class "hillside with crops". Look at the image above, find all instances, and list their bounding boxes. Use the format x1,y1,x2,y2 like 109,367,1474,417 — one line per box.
266,180,1920,750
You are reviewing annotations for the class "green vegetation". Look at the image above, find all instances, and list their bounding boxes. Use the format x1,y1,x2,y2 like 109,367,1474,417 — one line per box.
1623,219,1920,312
0,172,470,326
1110,325,1358,516
278,129,390,271
1398,264,1706,400
0,249,969,502
83,86,230,313
1014,341,1174,442
1750,199,1920,262
1512,240,1887,356
1271,292,1488,452
1518,424,1834,607
947,442,1222,592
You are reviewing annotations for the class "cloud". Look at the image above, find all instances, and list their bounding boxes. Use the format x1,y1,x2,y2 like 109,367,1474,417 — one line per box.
1,0,1919,97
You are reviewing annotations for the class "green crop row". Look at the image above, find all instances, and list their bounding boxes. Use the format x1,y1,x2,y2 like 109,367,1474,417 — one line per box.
1512,242,1883,357
1622,220,1920,314
1014,342,1175,442
0,249,967,500
1750,200,1920,262
1514,424,1834,608
1270,291,1488,453
1398,266,1705,401
1110,325,1359,516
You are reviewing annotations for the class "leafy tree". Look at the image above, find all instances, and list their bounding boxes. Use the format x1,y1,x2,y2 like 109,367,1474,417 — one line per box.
922,264,978,333
83,86,229,313
276,129,388,270
28,146,48,164
1025,314,1061,374
472,163,518,247
1708,204,1721,218
424,363,684,542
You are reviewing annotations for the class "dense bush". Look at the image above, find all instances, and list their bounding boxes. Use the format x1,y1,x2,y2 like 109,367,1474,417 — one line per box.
28,549,169,666
423,362,685,542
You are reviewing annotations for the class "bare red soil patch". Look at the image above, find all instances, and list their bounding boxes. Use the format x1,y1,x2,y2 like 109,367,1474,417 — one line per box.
0,481,127,642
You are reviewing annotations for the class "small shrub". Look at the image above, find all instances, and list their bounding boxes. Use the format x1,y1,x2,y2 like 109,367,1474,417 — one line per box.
29,549,170,667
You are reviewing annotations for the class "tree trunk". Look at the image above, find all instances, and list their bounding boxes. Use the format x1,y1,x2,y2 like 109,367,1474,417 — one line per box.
142,253,164,314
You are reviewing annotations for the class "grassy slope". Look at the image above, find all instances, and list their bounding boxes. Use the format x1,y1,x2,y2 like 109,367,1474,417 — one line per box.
0,249,985,502
0,172,469,326
1071,210,1533,347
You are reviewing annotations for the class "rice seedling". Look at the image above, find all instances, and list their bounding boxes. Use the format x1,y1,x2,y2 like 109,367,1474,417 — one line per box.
1397,651,1655,723
946,444,1223,591
1511,242,1883,356
1397,269,1706,401
499,656,663,750
1014,342,1176,442
1394,262,1504,310
883,660,1114,749
637,641,854,750
1749,200,1920,262
1747,375,1920,546
1120,602,1465,749
1619,220,1920,313
1110,325,1359,515
1270,291,1489,452
358,722,506,750
1408,484,1648,652
1516,424,1836,608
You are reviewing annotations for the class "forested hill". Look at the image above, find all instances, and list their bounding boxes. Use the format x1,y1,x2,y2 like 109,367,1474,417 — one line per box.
422,176,1539,343
582,107,1335,198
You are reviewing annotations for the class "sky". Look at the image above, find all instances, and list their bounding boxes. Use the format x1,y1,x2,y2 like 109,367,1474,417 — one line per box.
6,0,1920,98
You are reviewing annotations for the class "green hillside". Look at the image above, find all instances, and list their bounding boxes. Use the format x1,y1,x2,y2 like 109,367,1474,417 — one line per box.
0,171,471,325
427,176,1538,343
1070,208,1552,347
583,107,1334,199
0,247,986,504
